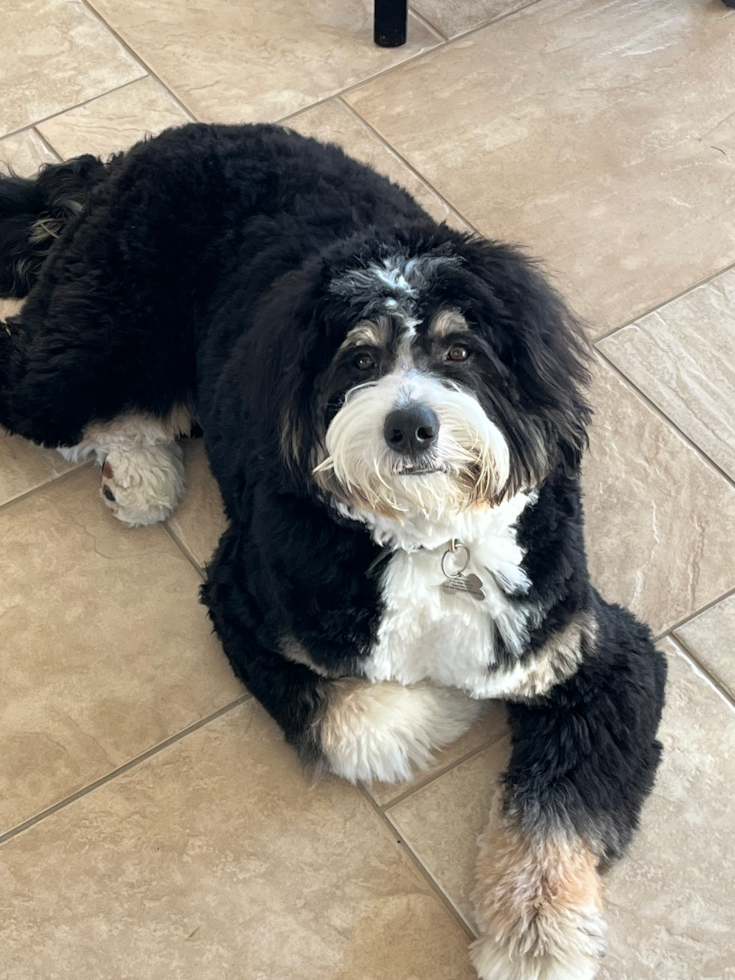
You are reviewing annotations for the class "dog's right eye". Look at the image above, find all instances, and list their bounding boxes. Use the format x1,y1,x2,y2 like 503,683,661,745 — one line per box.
353,351,376,371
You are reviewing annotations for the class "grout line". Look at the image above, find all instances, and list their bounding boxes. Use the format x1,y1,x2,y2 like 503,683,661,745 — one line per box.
377,726,507,811
357,784,476,939
439,0,546,46
656,584,735,642
339,0,547,107
593,349,735,494
275,26,447,127
666,634,735,714
407,4,448,42
31,127,62,163
337,97,480,233
300,0,472,123
0,461,92,515
163,520,207,580
0,78,145,144
79,0,199,122
593,257,735,345
0,694,250,848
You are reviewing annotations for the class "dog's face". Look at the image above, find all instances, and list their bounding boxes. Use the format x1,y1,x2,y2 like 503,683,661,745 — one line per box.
312,299,511,523
275,236,591,525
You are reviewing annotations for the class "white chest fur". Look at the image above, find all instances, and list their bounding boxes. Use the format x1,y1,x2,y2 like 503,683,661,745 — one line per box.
364,493,541,699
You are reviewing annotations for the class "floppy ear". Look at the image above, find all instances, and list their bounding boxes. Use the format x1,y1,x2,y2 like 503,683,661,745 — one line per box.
457,237,592,491
245,262,334,488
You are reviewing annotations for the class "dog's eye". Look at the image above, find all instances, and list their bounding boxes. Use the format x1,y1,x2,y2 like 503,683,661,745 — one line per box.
447,344,470,362
353,351,376,371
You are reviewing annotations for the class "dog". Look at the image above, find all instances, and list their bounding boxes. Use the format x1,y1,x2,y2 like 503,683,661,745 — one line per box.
0,123,666,980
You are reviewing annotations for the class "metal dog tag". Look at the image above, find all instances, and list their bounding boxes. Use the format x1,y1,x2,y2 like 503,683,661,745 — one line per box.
442,572,486,600
440,540,486,601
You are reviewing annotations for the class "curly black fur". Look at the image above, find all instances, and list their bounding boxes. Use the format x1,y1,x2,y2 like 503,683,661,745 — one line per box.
0,154,105,298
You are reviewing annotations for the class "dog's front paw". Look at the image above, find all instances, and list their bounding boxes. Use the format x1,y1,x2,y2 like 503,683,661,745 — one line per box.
470,914,605,980
471,814,606,980
318,680,484,784
100,443,186,526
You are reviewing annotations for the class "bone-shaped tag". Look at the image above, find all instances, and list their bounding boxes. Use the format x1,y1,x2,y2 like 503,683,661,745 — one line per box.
441,572,486,601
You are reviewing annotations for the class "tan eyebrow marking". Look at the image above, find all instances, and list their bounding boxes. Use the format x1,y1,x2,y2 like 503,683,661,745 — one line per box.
429,309,470,338
339,317,390,351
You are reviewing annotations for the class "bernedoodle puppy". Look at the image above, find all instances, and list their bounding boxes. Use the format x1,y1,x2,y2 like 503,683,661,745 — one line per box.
0,124,666,980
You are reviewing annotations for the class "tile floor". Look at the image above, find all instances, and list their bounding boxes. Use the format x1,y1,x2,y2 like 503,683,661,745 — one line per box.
1,1,734,977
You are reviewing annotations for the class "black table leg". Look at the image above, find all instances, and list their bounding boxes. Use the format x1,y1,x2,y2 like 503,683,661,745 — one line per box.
374,0,407,47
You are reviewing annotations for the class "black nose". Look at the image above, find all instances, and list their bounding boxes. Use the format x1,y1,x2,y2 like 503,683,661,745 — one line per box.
383,404,440,455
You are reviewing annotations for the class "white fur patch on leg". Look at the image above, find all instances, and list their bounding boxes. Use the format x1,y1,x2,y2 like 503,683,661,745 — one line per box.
471,807,606,980
100,442,186,526
319,679,484,784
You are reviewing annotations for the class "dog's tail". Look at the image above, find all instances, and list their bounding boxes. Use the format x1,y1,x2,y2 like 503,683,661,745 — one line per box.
0,154,105,298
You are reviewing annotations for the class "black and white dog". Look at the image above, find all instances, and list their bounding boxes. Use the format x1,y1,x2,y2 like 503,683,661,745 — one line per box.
0,124,666,980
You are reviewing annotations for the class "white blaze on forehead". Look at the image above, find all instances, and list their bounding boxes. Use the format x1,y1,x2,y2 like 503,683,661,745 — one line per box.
394,319,419,363
329,251,462,306
370,257,419,296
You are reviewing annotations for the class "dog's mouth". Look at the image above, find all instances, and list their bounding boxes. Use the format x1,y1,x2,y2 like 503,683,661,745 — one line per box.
393,462,447,477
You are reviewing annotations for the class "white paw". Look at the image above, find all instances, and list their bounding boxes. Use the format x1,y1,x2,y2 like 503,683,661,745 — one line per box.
99,443,186,526
319,680,485,784
470,908,606,980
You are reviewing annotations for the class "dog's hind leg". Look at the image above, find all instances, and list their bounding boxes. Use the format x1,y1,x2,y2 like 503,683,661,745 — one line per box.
0,312,190,524
470,605,666,980
58,406,192,526
0,304,191,526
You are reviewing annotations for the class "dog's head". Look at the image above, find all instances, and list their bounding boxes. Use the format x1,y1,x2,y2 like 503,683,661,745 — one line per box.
270,233,591,528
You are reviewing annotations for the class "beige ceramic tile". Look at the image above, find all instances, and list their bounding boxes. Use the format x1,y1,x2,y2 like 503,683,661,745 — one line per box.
387,642,735,977
0,467,242,835
37,76,192,160
0,428,79,509
89,0,440,125
600,640,735,980
167,438,228,571
674,592,735,701
599,267,735,482
0,129,58,176
0,701,476,980
387,737,510,925
368,702,507,806
412,0,530,40
582,359,735,634
289,100,471,230
347,0,735,334
0,0,144,138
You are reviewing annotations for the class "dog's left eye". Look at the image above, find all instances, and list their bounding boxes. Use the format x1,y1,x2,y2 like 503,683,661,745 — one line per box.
447,344,470,362
353,351,376,371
